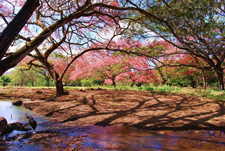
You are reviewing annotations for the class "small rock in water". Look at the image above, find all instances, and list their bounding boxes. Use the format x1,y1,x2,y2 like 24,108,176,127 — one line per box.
12,100,23,106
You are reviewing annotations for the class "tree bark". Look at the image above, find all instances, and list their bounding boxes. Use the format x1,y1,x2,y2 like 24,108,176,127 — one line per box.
49,67,64,96
21,79,24,87
101,76,105,86
152,60,167,86
56,79,64,97
131,82,135,87
38,57,65,96
0,0,40,60
196,79,199,88
215,68,224,90
157,68,167,86
46,78,50,87
160,78,167,86
112,80,116,87
0,2,93,76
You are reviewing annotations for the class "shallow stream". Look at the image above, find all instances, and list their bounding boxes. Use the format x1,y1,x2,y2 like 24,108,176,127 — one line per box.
1,100,225,150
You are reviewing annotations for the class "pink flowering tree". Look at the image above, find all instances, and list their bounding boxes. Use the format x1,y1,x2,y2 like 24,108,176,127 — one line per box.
70,51,131,87
0,0,138,96
95,54,130,87
69,49,159,87
17,0,133,96
118,56,159,87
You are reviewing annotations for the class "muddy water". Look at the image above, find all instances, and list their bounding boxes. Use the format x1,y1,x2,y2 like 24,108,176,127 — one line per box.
1,100,225,150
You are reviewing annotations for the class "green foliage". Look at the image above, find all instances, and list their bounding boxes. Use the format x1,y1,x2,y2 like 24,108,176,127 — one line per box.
142,85,180,93
73,79,82,86
0,75,11,83
212,82,219,88
79,79,105,87
145,87,154,92
0,75,11,86
81,79,93,87
125,0,225,90
167,75,191,87
92,79,103,86
9,66,53,87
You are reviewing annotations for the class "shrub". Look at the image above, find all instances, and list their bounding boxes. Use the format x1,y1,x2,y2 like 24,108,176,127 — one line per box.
92,79,102,86
81,79,92,87
145,87,154,92
74,79,82,86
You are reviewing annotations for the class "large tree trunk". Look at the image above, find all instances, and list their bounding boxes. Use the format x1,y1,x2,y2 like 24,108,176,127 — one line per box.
55,79,64,97
42,59,64,96
53,74,64,97
215,69,224,90
0,0,39,60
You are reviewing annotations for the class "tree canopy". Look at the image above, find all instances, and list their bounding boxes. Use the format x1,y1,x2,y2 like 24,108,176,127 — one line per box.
122,0,225,89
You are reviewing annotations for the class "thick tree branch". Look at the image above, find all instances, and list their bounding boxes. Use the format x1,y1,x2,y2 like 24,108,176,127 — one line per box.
0,0,40,60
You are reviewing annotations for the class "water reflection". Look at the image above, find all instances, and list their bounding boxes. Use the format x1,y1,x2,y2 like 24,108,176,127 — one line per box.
1,100,225,150
0,101,28,123
77,126,225,150
55,125,225,150
0,100,50,137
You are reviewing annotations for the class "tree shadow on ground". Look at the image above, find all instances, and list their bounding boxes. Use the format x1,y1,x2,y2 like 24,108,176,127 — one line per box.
61,93,225,130
45,105,80,117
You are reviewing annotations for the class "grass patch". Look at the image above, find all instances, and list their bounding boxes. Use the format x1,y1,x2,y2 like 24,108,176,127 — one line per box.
97,85,224,101
193,90,225,101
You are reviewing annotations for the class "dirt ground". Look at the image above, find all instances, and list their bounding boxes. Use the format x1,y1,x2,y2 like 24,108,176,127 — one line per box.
1,87,225,150
1,87,225,130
